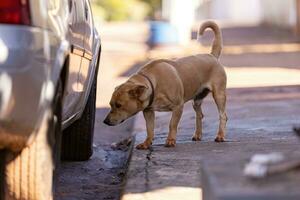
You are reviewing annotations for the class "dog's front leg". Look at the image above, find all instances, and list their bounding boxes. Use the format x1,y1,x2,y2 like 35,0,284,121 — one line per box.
136,110,155,150
165,105,183,147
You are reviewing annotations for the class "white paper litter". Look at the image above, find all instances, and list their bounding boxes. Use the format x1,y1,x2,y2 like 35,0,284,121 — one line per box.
244,163,267,178
250,152,284,165
244,152,284,178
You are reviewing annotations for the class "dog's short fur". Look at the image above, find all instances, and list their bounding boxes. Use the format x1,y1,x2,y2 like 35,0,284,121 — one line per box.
104,21,227,149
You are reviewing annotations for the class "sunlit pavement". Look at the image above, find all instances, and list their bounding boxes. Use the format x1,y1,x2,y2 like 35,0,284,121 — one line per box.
121,25,300,200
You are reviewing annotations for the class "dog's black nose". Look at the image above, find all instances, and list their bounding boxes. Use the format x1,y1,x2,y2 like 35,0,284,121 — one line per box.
103,117,114,126
103,117,111,125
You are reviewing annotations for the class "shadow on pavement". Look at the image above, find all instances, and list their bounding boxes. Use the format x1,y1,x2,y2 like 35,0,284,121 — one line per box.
198,26,300,69
119,25,300,81
55,107,134,200
194,25,300,45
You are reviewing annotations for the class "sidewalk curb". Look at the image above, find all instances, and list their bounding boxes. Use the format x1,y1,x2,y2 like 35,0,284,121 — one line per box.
120,134,136,194
120,113,145,200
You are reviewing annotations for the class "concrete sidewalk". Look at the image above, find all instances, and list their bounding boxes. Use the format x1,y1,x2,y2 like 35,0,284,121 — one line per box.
120,25,300,200
122,86,300,200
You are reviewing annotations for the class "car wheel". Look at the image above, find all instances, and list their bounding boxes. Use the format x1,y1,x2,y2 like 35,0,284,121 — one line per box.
1,81,62,200
61,68,98,161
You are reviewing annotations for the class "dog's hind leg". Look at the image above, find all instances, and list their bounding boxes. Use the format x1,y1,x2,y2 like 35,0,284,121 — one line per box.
212,89,227,142
192,99,204,141
165,105,184,147
136,110,155,150
192,88,210,141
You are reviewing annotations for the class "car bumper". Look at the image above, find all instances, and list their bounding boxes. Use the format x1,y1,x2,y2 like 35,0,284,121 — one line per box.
0,25,59,151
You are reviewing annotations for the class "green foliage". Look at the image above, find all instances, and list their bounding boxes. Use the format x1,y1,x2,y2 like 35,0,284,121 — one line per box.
96,0,129,21
91,0,161,21
140,0,162,18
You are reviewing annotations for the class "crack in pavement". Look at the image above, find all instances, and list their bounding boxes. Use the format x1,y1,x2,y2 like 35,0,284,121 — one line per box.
145,146,153,191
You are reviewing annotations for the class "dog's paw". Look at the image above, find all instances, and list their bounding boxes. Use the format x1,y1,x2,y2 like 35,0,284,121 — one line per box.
165,139,176,147
192,134,202,141
214,136,225,143
136,142,150,150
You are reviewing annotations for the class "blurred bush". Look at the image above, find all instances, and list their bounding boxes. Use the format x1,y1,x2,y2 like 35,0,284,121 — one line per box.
91,0,161,21
140,0,162,19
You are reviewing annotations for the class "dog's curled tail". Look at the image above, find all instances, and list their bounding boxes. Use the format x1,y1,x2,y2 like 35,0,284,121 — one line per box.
199,21,222,59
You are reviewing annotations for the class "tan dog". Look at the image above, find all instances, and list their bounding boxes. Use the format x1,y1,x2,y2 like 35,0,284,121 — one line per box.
104,21,227,150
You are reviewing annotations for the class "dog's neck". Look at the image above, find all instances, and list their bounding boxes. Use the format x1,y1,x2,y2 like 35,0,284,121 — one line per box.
137,73,155,109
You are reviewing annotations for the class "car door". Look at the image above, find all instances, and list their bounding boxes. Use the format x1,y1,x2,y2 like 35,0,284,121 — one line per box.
63,0,86,121
77,0,95,105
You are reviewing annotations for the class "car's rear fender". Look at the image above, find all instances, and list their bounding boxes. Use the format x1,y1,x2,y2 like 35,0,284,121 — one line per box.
0,25,70,152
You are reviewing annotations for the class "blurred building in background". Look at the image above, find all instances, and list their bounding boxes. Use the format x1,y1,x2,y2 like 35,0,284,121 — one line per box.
91,0,300,46
197,0,297,27
162,0,300,44
162,0,197,45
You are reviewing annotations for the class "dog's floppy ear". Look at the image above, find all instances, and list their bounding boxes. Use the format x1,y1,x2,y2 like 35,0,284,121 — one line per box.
128,84,148,98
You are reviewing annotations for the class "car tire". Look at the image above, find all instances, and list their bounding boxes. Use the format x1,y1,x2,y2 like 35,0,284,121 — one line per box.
61,65,98,161
2,81,62,200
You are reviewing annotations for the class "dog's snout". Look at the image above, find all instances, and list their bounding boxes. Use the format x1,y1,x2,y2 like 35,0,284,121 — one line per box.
103,117,112,126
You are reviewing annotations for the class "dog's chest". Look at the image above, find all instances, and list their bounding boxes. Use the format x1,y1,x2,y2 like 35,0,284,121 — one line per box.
151,94,174,111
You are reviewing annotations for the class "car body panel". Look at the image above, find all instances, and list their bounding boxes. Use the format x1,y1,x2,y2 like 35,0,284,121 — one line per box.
63,0,86,121
62,0,101,128
30,0,69,38
0,0,101,151
0,25,68,151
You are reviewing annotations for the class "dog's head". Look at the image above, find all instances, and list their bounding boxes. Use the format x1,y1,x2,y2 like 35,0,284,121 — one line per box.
103,82,151,126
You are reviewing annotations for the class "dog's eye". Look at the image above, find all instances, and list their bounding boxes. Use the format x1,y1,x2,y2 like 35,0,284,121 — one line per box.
115,103,122,108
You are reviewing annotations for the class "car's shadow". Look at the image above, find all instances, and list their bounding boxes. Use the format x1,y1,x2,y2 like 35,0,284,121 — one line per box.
55,107,134,200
